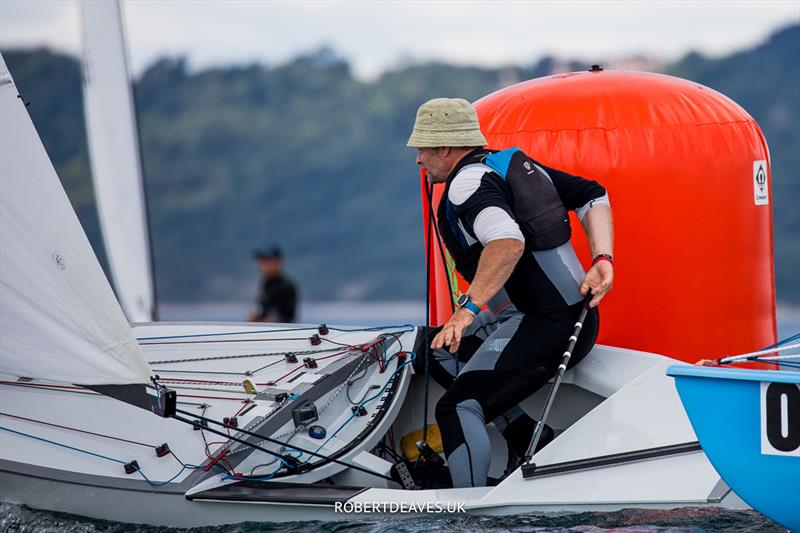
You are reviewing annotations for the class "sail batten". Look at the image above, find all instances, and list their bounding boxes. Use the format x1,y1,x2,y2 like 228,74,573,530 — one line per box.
0,52,152,385
80,0,156,323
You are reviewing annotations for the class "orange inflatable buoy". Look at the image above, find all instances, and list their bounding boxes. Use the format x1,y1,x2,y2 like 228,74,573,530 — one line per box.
422,70,776,363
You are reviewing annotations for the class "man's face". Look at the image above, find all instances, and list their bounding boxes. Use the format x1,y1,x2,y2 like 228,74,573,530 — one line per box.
416,147,450,183
258,258,282,278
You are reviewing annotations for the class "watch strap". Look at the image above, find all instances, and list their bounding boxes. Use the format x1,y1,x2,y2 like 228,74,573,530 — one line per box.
460,297,480,315
592,254,613,266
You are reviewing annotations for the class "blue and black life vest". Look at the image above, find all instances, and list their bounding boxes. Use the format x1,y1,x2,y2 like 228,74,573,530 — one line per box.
437,147,571,281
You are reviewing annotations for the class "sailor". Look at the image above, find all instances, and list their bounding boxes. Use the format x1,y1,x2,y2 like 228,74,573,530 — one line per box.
416,287,552,481
248,246,298,323
408,98,614,488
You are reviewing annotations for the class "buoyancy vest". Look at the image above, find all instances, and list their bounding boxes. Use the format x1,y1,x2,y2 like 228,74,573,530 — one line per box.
438,147,572,281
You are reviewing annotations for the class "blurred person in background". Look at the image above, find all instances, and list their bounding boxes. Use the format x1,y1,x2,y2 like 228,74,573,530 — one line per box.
248,246,298,323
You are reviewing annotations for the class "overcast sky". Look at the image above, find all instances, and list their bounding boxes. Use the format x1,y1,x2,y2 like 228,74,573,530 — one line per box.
1,1,798,79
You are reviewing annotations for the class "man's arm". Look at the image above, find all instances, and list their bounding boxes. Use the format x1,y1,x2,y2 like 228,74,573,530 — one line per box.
431,238,524,353
579,204,614,308
465,238,524,309
543,162,614,308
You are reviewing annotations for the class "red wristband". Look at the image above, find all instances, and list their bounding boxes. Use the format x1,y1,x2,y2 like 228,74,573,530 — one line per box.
592,254,613,266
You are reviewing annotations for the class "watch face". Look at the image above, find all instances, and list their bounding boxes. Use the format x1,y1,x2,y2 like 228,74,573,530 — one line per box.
456,294,468,307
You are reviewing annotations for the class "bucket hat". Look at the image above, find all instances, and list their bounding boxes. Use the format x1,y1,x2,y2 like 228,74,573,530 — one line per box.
407,98,487,148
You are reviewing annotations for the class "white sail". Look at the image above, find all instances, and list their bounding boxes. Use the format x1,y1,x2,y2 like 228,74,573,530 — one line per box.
80,0,155,323
0,53,152,385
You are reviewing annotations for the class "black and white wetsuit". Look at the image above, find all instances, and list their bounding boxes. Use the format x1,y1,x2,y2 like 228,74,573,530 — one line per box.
434,148,608,487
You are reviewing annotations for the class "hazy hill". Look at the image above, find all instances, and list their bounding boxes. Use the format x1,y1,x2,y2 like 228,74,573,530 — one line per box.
3,25,798,305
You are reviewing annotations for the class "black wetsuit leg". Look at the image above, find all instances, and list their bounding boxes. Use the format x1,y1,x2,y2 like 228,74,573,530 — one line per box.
435,305,598,488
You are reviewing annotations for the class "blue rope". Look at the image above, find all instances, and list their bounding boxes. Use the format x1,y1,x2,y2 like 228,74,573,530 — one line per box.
223,450,303,481
136,324,415,341
0,426,126,464
136,464,189,487
762,332,800,350
0,425,201,488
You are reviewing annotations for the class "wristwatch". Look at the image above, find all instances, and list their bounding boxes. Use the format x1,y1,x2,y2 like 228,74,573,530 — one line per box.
456,294,481,315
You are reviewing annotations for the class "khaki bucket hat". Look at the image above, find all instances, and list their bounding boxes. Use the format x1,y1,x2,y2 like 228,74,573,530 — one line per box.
407,98,487,148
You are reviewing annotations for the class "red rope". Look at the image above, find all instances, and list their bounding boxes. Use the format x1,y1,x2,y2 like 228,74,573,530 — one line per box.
0,411,155,448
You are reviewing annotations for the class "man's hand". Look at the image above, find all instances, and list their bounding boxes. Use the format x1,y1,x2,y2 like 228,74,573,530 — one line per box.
580,261,613,308
695,359,719,367
431,308,476,353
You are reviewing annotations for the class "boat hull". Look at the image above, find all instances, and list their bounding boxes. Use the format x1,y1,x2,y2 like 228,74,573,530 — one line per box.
0,459,744,527
668,366,800,531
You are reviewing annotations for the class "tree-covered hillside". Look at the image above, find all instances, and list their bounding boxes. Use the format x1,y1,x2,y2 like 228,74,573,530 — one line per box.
3,25,797,304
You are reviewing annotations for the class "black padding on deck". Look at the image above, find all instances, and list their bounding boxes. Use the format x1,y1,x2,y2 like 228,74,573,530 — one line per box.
522,441,702,479
186,481,368,504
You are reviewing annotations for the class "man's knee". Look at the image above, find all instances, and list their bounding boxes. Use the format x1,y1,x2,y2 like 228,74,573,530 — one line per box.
435,391,457,424
484,366,555,420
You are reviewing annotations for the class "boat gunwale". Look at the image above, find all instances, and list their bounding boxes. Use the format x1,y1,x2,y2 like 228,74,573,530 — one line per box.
667,365,800,384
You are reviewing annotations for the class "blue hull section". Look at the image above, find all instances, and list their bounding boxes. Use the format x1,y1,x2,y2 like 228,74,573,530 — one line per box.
667,366,800,531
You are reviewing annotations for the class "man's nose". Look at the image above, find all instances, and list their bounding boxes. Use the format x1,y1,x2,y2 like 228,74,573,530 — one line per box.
415,153,423,166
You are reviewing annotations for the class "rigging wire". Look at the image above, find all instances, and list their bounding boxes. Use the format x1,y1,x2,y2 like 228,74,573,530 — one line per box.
761,332,800,351
715,342,800,365
2,331,414,485
146,329,408,369
140,337,313,346
0,412,155,449
0,425,210,488
226,338,404,458
148,346,343,365
345,365,371,405
170,411,395,483
170,349,414,482
302,353,416,466
136,324,415,342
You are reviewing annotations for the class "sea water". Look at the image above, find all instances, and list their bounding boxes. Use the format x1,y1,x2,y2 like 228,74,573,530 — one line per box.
0,502,786,532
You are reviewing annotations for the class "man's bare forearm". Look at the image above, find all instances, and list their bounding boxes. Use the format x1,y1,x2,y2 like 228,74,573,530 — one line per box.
581,204,614,257
467,238,525,308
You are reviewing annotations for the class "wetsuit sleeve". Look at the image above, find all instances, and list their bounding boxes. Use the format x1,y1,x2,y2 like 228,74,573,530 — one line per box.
449,166,522,244
539,163,609,219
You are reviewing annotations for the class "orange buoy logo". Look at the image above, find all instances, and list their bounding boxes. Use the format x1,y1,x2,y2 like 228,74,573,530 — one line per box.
753,160,769,206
